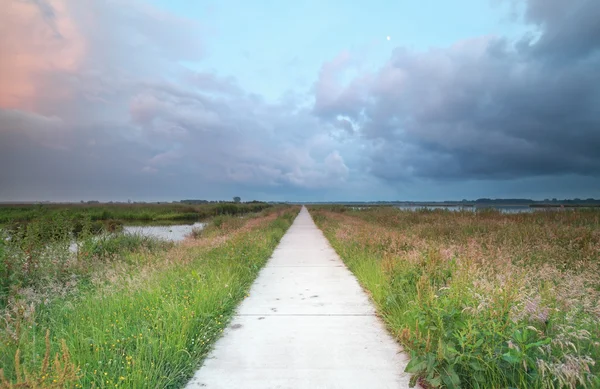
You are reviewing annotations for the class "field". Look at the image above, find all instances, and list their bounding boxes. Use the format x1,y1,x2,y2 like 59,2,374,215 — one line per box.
0,204,299,388
309,206,600,389
0,202,273,225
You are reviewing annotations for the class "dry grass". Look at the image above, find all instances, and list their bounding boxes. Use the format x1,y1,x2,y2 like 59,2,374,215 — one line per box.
0,330,79,389
311,207,600,388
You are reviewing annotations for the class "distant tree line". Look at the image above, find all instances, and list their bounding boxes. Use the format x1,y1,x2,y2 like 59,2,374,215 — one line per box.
178,199,266,205
302,198,600,206
468,198,600,205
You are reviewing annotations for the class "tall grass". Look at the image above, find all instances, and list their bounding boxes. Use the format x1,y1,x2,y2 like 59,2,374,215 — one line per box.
0,203,277,309
0,214,170,310
0,206,299,388
310,207,600,389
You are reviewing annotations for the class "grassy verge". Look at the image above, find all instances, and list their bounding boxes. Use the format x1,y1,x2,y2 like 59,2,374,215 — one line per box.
0,206,299,388
309,206,600,389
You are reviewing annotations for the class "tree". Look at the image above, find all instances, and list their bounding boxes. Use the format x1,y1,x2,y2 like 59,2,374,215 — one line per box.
233,196,241,203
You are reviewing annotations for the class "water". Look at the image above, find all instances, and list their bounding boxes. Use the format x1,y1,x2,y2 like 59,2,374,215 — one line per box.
396,205,473,212
395,205,535,213
68,222,206,252
123,222,206,242
474,205,534,214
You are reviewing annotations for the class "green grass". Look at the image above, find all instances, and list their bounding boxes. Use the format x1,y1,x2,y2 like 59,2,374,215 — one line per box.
310,207,600,389
79,233,172,260
0,214,171,310
0,202,273,225
1,207,298,388
0,203,277,310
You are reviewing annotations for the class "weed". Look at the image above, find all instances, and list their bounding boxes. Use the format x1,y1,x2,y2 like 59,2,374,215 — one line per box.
0,330,79,389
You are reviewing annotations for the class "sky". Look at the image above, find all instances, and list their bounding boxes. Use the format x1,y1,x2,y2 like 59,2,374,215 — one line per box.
0,0,599,202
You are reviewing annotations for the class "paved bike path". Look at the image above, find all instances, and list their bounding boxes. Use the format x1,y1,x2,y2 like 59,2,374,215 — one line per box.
186,206,413,388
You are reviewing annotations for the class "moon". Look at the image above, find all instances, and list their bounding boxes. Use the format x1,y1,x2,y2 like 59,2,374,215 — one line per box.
386,36,391,41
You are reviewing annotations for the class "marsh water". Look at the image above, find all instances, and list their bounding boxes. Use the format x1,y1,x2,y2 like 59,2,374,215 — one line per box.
395,205,536,213
122,222,206,242
66,221,206,252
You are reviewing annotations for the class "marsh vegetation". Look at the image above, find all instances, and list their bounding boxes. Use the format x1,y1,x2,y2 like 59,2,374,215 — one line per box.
0,203,298,388
310,206,600,389
0,202,273,225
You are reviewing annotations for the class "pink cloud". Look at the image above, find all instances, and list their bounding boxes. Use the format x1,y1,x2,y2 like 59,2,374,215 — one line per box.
0,0,85,111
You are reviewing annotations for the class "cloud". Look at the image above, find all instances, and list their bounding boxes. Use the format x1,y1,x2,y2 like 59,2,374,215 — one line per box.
314,0,600,183
0,0,356,201
122,80,353,188
0,108,66,149
0,0,84,110
313,51,371,120
185,71,243,95
523,0,600,57
1,0,599,201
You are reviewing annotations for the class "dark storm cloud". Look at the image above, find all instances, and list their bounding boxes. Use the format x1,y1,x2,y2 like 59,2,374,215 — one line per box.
524,0,600,58
313,0,600,183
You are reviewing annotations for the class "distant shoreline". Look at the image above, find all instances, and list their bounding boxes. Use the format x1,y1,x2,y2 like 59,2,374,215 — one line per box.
1,201,600,208
529,204,600,208
301,202,600,208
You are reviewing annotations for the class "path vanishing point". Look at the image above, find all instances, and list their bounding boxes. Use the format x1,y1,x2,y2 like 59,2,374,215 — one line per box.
186,207,413,388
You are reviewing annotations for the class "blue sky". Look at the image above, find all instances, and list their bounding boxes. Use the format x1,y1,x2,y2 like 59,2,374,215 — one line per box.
158,0,528,101
0,0,599,202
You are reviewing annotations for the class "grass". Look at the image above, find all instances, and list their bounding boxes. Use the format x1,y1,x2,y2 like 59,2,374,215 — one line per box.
0,202,273,225
309,206,600,389
0,203,276,309
0,206,299,388
0,214,172,310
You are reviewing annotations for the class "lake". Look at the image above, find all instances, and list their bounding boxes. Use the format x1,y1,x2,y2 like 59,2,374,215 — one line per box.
395,205,536,213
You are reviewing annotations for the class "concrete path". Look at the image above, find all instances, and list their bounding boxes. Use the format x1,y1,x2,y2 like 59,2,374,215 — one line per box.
186,207,413,388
